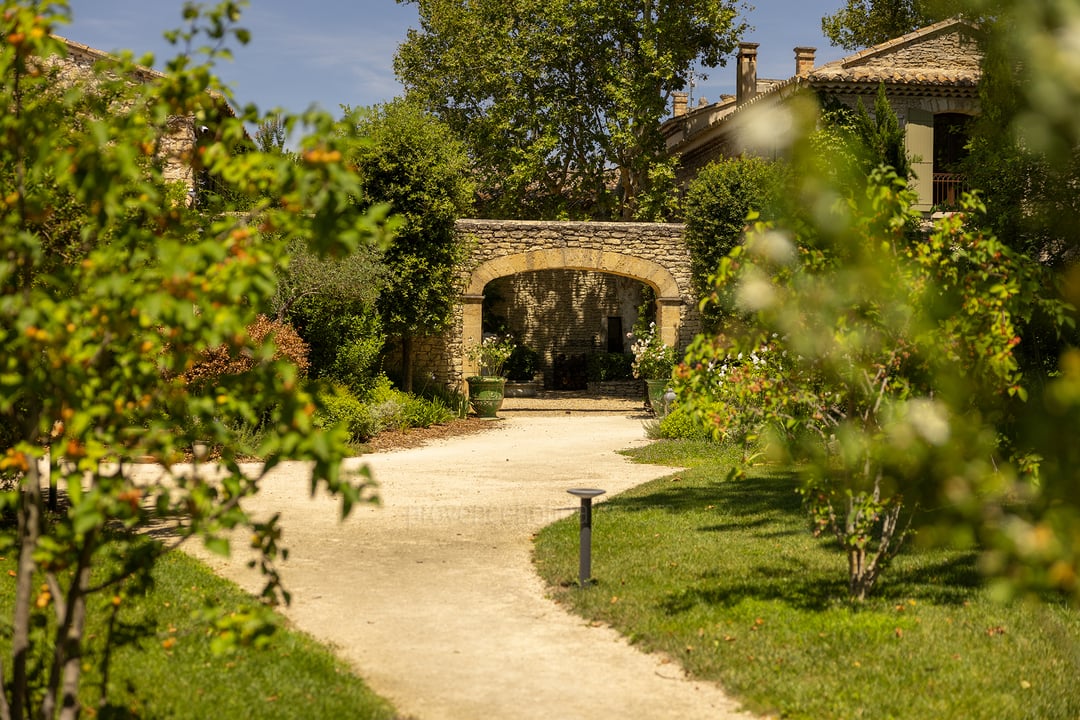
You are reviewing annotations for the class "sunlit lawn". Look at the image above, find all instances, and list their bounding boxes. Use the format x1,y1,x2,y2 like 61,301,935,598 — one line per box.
0,547,397,719
533,440,1080,720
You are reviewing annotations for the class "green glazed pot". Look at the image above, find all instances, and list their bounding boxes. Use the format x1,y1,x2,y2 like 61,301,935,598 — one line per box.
467,376,506,418
644,378,671,417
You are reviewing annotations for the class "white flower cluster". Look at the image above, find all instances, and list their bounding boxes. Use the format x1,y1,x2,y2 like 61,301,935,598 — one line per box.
628,323,675,379
466,334,516,377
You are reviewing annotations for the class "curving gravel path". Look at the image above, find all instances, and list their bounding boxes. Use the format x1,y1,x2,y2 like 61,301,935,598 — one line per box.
186,397,757,720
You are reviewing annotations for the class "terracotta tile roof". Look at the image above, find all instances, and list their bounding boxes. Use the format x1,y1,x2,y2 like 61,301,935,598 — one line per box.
807,66,980,87
805,17,982,88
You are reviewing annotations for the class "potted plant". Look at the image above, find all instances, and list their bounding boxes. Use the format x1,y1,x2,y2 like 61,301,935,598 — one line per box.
465,334,516,418
504,344,542,397
630,323,675,415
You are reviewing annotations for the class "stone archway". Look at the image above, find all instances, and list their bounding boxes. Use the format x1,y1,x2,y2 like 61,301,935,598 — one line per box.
423,219,699,389
461,248,684,379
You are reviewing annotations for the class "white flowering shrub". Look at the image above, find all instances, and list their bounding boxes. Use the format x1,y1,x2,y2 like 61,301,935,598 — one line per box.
629,323,675,379
466,335,516,377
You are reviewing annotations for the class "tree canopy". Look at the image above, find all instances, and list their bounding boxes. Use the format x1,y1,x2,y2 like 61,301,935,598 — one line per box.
821,0,964,50
683,155,789,332
343,98,473,391
394,0,746,220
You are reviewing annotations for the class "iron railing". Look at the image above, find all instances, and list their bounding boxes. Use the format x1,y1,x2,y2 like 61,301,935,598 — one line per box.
932,172,968,208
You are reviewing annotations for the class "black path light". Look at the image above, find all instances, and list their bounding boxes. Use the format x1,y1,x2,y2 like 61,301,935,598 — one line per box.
567,488,606,587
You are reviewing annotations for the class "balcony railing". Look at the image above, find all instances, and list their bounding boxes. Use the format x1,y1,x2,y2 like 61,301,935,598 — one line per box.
932,173,968,208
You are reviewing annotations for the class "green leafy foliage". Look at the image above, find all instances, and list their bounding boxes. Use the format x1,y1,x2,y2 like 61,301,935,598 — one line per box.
505,344,541,382
274,233,387,400
584,352,633,382
851,83,912,180
0,3,389,715
678,164,1070,600
921,0,1080,603
630,323,675,380
820,0,964,50
656,406,713,441
465,335,516,378
963,15,1080,271
395,0,746,220
343,98,472,391
314,377,458,444
683,155,789,330
363,375,455,432
314,383,378,442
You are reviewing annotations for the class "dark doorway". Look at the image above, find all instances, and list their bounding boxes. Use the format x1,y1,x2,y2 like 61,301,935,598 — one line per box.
934,113,971,172
933,113,972,207
606,316,624,354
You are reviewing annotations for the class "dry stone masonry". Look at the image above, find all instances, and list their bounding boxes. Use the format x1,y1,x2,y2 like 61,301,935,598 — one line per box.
48,35,228,199
411,219,699,391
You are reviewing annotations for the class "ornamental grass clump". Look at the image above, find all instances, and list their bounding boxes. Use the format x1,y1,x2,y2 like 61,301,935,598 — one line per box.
466,335,516,377
630,323,675,380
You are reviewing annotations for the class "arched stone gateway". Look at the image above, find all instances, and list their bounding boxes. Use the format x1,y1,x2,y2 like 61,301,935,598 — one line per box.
410,219,699,391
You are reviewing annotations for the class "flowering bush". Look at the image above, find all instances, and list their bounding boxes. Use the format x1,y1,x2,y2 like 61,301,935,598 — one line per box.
674,337,795,446
630,323,675,379
466,335,516,377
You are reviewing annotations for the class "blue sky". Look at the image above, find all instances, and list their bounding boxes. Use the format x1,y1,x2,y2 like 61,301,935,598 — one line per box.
64,1,849,118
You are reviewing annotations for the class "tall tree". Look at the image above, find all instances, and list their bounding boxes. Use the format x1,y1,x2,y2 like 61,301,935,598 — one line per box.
394,0,746,220
821,0,963,50
344,99,473,392
854,85,911,178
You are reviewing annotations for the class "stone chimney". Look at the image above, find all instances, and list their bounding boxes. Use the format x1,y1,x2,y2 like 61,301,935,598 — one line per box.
672,91,689,118
795,46,816,77
736,42,759,107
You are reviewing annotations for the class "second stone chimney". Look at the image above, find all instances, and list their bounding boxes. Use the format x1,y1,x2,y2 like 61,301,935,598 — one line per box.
795,46,816,77
737,42,759,107
672,91,689,118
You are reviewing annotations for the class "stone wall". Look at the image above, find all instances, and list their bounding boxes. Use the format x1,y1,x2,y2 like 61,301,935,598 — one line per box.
46,36,213,198
411,219,699,390
850,25,982,72
484,270,644,388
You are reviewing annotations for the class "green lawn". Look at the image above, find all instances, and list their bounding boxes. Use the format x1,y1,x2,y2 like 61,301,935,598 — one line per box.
0,546,398,719
533,440,1080,720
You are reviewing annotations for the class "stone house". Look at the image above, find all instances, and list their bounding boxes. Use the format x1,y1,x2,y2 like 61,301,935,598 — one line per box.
47,34,238,204
663,17,983,214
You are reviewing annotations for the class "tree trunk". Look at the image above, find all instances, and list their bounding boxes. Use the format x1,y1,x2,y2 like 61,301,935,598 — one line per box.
56,560,91,720
42,535,94,720
848,546,869,602
12,463,43,720
401,334,414,394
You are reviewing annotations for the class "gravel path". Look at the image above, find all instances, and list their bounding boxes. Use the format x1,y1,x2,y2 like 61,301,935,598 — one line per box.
187,398,756,720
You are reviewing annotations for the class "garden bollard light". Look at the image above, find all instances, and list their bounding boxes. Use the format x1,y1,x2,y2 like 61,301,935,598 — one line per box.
567,488,606,587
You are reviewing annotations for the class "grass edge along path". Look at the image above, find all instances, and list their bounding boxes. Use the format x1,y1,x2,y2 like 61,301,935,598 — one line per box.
0,545,399,720
532,440,1080,720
